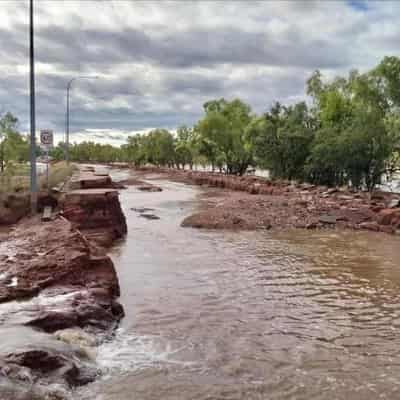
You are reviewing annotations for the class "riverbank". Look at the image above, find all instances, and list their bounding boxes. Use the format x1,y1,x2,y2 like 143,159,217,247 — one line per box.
0,166,126,399
125,167,400,234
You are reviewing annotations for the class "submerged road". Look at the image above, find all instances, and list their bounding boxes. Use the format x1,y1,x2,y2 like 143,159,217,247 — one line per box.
79,172,400,400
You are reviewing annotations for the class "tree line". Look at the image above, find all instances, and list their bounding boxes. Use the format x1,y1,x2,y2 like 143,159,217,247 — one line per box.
2,56,400,191
0,112,30,174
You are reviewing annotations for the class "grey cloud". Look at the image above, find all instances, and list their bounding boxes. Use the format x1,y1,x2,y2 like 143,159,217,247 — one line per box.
0,27,28,64
31,24,352,70
1,0,400,143
67,108,199,133
163,73,225,94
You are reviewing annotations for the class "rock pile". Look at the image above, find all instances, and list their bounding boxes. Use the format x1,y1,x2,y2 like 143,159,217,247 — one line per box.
135,167,400,234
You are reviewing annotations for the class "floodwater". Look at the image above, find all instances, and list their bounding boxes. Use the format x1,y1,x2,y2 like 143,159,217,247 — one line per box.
79,177,400,400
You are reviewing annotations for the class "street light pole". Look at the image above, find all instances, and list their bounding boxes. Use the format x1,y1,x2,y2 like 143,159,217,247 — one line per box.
65,76,98,163
29,0,37,212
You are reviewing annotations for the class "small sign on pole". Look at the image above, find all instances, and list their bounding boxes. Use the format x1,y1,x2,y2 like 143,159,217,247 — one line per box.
40,130,54,192
40,129,54,148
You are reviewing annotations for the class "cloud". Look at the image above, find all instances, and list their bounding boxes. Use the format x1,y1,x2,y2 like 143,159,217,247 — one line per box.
1,0,400,145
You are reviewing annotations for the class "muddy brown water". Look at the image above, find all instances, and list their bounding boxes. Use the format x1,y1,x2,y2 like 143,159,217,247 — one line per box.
78,177,400,400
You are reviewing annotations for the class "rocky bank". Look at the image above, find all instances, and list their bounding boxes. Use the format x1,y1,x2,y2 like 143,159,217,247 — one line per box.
128,167,400,234
62,188,127,247
0,166,126,399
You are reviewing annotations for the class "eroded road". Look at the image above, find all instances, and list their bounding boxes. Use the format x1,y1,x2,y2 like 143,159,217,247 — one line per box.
78,175,400,400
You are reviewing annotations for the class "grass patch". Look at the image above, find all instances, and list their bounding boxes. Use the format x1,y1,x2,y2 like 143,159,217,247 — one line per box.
39,162,77,191
0,163,30,194
0,162,77,195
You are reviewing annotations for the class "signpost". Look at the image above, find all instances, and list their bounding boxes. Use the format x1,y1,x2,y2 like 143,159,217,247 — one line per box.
40,130,53,148
40,130,53,192
30,0,37,213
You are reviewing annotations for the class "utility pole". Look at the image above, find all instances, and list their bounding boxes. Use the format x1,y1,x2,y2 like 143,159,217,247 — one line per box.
0,138,4,173
29,0,37,212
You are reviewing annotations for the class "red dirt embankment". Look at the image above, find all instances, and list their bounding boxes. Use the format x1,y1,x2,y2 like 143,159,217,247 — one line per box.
0,166,127,397
0,191,58,226
62,188,127,247
0,217,123,331
62,165,127,246
133,167,400,234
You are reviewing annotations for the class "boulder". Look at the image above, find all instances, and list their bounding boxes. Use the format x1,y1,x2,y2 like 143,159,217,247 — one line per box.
131,207,155,213
295,199,308,207
377,208,400,226
379,225,395,234
137,185,163,192
359,221,380,231
327,188,339,195
306,222,318,229
319,215,337,225
248,183,261,194
0,326,99,394
139,214,160,220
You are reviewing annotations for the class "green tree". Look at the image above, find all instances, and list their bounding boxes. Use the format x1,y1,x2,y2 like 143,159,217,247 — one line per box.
196,98,254,175
64,141,124,163
174,125,196,170
144,129,175,167
0,112,29,173
49,142,67,161
384,112,400,177
306,66,396,190
373,56,400,109
249,102,315,180
122,134,147,166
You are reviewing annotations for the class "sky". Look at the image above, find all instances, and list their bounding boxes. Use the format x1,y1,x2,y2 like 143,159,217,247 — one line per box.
1,0,400,145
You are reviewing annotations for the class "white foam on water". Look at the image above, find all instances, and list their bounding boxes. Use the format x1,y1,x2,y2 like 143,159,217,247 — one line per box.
6,277,18,287
95,328,197,377
36,290,79,306
0,290,80,320
0,241,17,259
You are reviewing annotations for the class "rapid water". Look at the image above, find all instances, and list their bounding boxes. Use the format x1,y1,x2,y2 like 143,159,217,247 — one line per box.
78,176,400,400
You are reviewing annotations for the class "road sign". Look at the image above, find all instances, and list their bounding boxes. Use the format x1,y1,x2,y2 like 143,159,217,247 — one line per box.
40,130,53,192
40,129,54,148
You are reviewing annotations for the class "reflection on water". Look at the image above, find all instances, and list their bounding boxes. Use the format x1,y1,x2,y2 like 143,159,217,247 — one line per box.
79,178,400,400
